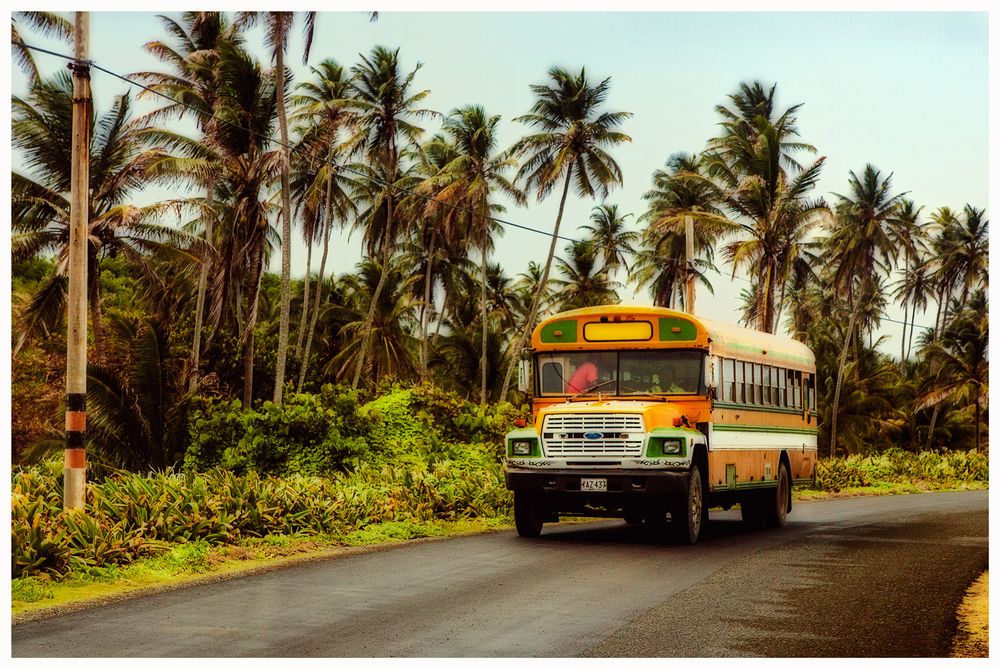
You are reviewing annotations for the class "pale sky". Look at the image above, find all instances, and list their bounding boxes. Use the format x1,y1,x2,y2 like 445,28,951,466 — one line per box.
7,6,991,357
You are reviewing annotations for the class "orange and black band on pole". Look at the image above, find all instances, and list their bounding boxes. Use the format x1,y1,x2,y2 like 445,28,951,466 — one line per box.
64,393,87,507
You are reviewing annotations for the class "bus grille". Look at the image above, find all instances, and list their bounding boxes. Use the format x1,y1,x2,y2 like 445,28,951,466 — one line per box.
541,414,645,457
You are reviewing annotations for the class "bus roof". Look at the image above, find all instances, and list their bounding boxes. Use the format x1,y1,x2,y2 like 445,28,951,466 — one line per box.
531,305,815,370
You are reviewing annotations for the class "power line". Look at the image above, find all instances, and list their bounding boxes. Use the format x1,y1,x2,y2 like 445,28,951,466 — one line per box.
15,40,939,334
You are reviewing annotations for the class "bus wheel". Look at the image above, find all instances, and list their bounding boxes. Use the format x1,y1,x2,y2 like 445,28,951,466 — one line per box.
624,507,644,525
670,465,704,544
764,463,790,528
514,491,544,538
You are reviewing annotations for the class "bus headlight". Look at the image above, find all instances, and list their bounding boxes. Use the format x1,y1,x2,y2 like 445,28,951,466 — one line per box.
661,439,683,455
512,440,532,456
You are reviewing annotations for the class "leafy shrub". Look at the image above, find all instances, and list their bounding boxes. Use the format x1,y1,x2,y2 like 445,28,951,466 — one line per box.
817,448,988,492
184,387,367,476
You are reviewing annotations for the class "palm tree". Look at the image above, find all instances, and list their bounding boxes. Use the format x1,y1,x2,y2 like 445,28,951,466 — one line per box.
886,198,926,361
638,152,726,311
289,58,358,390
207,41,282,407
346,45,435,390
893,252,934,362
12,73,200,362
134,11,234,393
431,105,524,403
323,257,420,383
694,82,830,333
552,241,620,310
500,67,632,398
824,164,906,457
580,203,638,276
916,291,988,451
234,11,319,404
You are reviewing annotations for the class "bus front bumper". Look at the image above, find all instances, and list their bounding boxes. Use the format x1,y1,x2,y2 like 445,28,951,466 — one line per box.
505,468,690,495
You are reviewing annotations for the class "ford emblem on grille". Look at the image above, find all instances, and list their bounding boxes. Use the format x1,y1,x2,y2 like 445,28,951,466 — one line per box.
583,431,603,440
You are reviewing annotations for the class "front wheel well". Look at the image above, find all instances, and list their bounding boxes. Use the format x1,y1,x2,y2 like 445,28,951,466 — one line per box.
692,442,709,490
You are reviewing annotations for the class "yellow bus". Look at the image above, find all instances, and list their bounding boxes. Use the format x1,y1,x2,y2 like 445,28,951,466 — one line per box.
504,305,818,543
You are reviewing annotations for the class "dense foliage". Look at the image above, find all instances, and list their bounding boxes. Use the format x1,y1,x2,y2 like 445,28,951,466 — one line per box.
10,13,988,468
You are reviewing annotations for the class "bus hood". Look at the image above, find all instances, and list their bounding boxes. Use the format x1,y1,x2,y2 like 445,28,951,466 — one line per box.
536,399,698,431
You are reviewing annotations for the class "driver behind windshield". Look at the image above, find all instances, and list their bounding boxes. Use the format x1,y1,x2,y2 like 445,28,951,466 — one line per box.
566,361,598,393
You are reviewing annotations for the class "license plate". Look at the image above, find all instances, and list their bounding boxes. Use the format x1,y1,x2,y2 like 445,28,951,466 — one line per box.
580,478,608,492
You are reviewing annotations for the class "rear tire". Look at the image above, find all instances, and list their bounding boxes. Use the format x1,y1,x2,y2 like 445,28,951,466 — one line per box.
514,490,544,538
764,463,790,528
670,465,704,544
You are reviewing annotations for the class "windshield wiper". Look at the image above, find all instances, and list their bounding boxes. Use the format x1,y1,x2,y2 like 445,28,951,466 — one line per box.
569,378,617,401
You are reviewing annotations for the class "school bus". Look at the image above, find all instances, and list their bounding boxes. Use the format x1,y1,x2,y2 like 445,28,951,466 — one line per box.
504,305,818,543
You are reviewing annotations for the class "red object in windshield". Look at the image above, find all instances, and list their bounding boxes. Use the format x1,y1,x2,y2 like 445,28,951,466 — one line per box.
566,362,598,393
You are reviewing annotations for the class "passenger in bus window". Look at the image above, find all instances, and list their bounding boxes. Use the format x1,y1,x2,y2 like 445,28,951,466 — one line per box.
566,361,598,393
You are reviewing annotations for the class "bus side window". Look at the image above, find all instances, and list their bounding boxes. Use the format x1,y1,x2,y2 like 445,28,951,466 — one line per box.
778,367,787,408
541,362,564,394
806,373,816,411
793,371,802,409
763,366,772,405
754,363,763,405
724,358,735,402
735,360,745,403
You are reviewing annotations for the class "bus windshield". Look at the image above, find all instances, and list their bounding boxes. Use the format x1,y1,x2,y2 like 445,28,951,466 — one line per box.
536,350,705,397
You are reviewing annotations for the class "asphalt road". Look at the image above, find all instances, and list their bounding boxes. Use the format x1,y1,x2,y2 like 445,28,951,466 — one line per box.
12,490,988,658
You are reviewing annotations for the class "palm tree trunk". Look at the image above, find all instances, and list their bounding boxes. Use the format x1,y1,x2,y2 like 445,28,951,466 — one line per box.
906,306,918,361
298,170,334,390
829,302,859,460
242,249,264,408
272,32,293,405
974,398,981,452
926,404,940,449
189,176,214,393
294,240,312,358
900,297,909,363
500,167,573,399
430,290,450,353
480,201,489,405
419,225,438,383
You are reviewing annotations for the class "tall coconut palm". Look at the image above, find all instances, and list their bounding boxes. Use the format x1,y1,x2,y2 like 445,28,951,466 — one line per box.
289,58,358,389
694,82,830,333
431,105,524,403
824,164,906,457
500,67,632,398
346,45,435,390
234,11,319,404
12,74,200,362
134,11,235,392
886,198,926,361
206,40,282,407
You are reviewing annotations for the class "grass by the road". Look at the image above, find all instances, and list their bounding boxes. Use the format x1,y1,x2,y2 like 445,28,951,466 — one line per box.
11,481,987,622
951,570,989,658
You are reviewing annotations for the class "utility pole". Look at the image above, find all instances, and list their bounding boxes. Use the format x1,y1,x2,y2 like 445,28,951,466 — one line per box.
684,214,696,315
64,11,90,511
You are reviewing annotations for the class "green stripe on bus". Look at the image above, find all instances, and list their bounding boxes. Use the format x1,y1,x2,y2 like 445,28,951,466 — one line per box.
713,401,804,416
712,424,818,435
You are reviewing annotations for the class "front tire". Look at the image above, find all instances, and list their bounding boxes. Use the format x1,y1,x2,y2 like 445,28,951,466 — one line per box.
514,490,544,538
670,465,705,544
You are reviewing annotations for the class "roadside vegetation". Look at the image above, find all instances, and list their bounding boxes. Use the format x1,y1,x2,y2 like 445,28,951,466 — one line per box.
10,12,988,612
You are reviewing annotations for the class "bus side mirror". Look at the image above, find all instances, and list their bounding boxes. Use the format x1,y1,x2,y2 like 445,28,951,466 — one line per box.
517,358,531,393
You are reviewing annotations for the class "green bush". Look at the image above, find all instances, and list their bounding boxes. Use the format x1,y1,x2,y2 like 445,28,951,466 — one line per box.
184,387,367,476
817,448,988,492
